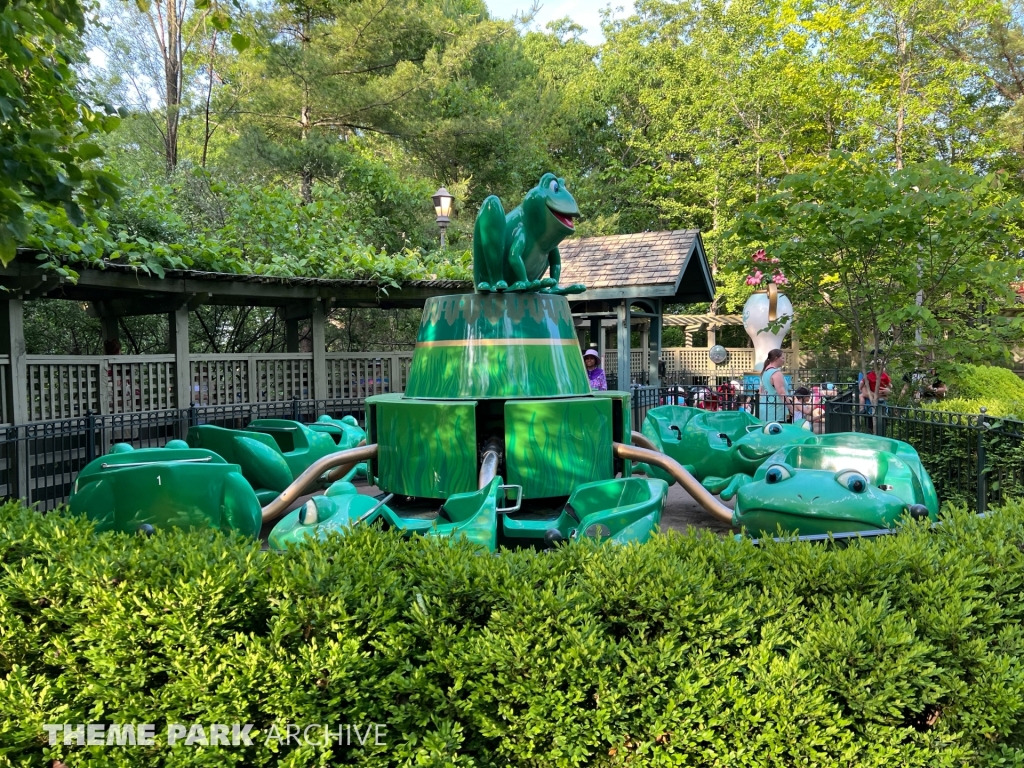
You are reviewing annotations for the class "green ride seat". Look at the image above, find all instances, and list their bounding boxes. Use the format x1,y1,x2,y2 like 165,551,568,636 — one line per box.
69,445,262,537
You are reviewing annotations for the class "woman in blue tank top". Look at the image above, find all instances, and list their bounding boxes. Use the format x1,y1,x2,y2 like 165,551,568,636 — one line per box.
758,348,789,423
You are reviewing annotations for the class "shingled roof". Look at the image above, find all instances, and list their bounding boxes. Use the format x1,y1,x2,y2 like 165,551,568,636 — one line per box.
559,230,714,302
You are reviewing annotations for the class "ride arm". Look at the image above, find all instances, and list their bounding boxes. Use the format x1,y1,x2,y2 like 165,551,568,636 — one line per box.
613,442,733,525
261,444,378,523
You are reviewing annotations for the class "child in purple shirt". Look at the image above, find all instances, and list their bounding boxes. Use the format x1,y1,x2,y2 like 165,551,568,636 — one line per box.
583,349,607,390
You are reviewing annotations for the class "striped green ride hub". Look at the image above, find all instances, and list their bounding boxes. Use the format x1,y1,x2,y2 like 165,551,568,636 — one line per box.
405,293,590,399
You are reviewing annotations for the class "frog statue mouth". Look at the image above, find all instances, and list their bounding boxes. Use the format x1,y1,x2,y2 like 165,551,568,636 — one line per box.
547,205,576,229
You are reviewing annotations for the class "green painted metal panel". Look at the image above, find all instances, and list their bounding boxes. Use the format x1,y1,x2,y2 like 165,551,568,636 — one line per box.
591,389,632,476
505,397,613,498
375,397,478,498
405,293,590,399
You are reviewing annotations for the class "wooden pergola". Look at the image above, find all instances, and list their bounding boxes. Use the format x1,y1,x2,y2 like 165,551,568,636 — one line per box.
0,233,715,423
0,256,470,424
560,230,716,387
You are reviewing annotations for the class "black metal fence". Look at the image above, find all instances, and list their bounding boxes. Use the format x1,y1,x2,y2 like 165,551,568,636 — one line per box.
822,392,1024,514
1,398,367,512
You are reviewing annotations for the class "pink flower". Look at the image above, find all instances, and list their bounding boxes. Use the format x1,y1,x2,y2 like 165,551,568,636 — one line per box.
770,257,779,263
772,271,788,285
752,249,768,263
746,269,764,286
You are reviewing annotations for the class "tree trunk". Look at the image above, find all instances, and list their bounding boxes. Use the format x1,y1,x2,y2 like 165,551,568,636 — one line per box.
201,31,218,168
894,15,909,170
164,0,182,174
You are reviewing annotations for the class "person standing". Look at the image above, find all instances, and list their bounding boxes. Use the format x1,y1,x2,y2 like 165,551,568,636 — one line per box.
583,349,607,391
759,349,789,423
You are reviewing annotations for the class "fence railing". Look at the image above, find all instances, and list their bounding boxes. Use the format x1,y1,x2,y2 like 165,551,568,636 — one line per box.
823,393,1024,514
19,352,416,418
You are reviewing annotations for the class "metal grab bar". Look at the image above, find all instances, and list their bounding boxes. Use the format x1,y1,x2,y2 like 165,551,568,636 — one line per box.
629,431,657,451
101,457,213,468
324,439,368,483
261,444,378,523
613,442,734,524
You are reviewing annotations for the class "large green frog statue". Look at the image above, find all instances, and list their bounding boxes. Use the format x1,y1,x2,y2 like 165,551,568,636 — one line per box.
473,173,586,294
635,405,817,499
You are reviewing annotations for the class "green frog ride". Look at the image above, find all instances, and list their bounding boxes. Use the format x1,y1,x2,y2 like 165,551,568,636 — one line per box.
269,174,675,549
634,405,817,499
733,443,939,536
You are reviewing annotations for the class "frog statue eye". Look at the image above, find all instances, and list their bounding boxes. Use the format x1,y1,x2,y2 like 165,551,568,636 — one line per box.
549,179,559,193
836,470,869,493
764,464,793,484
763,422,783,435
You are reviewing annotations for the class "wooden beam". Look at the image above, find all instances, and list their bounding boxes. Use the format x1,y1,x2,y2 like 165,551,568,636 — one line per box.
89,296,193,317
616,300,631,390
0,261,465,309
311,300,327,399
0,300,27,425
169,307,191,407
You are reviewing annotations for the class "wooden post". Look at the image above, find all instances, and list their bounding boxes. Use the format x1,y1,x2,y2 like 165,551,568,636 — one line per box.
616,300,631,390
169,307,191,408
0,300,28,426
589,316,601,351
640,321,650,383
285,318,299,353
312,299,327,401
0,300,28,500
100,316,119,352
649,299,662,388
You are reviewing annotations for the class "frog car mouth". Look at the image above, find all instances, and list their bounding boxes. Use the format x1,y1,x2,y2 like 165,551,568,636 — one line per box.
737,445,771,461
547,205,576,229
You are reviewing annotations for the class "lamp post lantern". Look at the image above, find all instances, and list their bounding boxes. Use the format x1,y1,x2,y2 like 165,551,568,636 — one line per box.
432,187,453,248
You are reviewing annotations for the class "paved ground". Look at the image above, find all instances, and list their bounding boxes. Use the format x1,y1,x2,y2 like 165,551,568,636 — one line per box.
354,480,736,536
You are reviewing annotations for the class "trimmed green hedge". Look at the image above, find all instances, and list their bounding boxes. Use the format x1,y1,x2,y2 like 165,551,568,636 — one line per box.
3,502,1024,766
925,364,1024,418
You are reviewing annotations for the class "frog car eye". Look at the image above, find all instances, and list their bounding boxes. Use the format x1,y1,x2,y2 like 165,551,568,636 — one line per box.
549,179,559,193
836,470,869,493
763,422,783,435
764,464,793,484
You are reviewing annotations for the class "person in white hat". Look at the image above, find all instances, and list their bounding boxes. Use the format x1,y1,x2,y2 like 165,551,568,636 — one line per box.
583,348,607,390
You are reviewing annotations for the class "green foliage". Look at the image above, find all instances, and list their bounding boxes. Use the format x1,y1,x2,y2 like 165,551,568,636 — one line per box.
3,501,1024,764
951,364,1024,402
0,0,121,264
733,155,1024,376
24,167,473,283
920,365,1024,419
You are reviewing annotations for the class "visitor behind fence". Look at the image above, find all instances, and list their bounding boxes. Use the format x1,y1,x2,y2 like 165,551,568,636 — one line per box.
759,349,789,423
860,363,892,414
583,348,607,391
792,386,823,432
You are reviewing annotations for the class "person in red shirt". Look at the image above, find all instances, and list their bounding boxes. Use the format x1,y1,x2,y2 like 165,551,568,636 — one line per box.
859,366,892,414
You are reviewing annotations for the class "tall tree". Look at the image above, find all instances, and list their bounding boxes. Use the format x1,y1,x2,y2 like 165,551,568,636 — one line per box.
0,0,121,262
91,0,246,173
234,0,499,203
733,155,1024,381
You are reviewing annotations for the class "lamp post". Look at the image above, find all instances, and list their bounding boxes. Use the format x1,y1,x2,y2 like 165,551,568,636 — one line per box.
432,186,453,248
